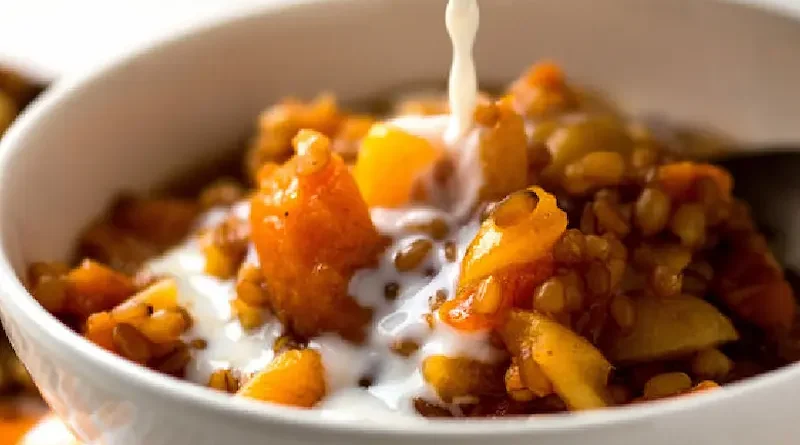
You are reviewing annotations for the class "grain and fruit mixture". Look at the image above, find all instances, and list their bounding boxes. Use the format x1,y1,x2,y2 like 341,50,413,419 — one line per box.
26,61,799,418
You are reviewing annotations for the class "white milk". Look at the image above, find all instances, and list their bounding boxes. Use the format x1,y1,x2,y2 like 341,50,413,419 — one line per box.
445,0,480,143
140,0,495,419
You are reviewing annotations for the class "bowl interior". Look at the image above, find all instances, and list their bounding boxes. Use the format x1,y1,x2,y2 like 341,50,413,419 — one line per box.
2,0,800,437
7,0,800,267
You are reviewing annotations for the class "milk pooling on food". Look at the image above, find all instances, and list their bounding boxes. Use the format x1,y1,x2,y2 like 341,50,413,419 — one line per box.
309,0,494,416
142,0,495,419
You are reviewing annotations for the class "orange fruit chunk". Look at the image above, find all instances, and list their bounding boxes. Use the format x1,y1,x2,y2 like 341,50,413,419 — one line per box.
354,123,442,208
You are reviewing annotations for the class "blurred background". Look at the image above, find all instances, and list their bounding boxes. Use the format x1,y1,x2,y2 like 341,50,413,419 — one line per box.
0,0,280,80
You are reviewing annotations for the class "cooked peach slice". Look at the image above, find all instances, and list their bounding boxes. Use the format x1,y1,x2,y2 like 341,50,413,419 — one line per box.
238,349,326,408
354,123,442,208
603,294,738,363
440,187,566,331
501,310,612,410
460,187,567,285
250,130,382,341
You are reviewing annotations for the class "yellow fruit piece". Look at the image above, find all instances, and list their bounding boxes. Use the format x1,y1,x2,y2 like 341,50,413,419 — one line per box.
460,187,567,285
477,100,528,201
127,279,179,311
501,310,612,410
238,349,326,408
84,312,117,352
354,123,442,208
84,279,182,353
251,131,380,341
66,259,136,318
603,294,739,363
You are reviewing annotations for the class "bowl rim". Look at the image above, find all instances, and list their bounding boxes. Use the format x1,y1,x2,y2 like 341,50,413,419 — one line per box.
1,0,800,436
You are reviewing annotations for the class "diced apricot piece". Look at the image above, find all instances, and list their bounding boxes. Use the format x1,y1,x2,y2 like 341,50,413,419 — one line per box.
603,295,738,363
125,279,179,312
238,349,326,408
657,162,733,201
525,61,566,89
460,187,567,285
501,310,612,410
422,355,505,401
354,123,442,208
84,312,117,352
509,61,577,119
251,131,381,341
476,100,529,201
65,260,136,318
83,279,180,351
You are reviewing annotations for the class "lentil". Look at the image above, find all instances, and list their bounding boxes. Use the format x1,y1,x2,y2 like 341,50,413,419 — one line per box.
691,348,733,380
635,188,671,235
208,368,240,393
112,323,153,364
609,294,636,330
443,241,458,263
384,282,401,301
390,339,421,357
154,343,191,376
670,204,706,248
651,265,683,298
553,229,585,265
533,277,566,314
235,264,269,307
394,239,434,272
401,218,450,241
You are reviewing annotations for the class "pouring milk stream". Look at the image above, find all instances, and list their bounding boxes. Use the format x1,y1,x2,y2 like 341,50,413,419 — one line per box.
445,0,480,143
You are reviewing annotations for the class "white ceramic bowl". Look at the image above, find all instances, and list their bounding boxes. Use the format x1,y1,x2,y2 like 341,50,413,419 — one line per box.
2,0,800,444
